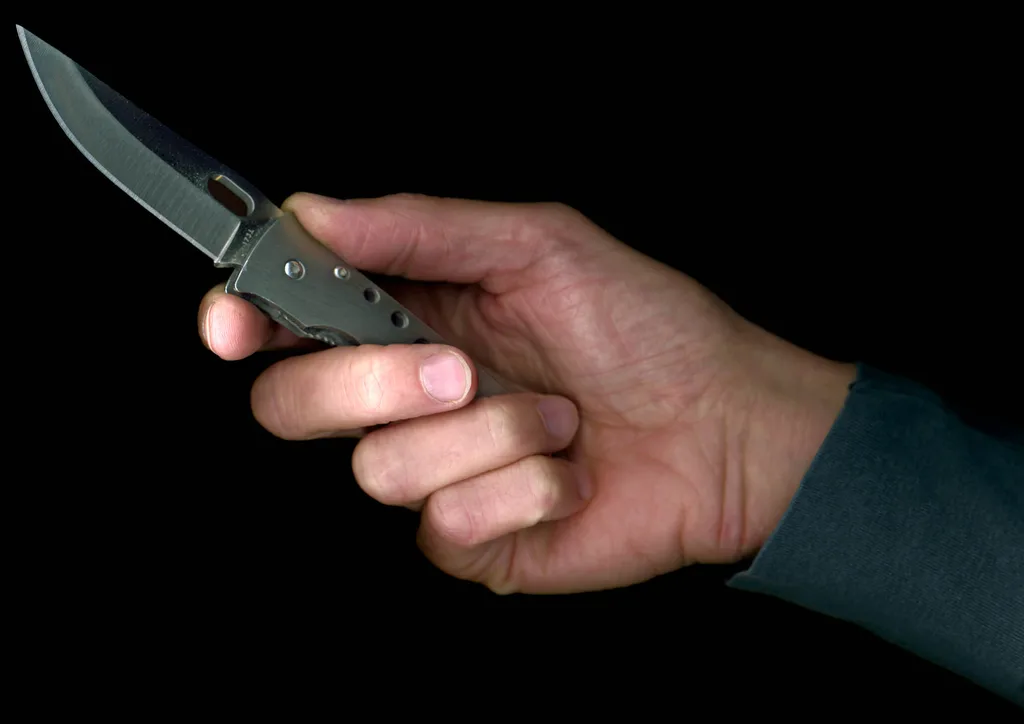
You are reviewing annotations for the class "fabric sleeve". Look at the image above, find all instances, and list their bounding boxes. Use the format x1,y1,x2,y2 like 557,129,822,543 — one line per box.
728,363,1024,706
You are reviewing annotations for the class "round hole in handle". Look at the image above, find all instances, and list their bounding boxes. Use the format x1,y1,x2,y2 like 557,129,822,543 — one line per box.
363,288,380,303
390,311,409,328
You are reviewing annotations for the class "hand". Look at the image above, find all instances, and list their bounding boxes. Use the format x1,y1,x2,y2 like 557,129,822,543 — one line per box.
198,192,855,593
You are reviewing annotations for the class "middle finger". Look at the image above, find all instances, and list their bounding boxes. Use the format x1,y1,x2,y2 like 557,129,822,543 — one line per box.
352,392,580,506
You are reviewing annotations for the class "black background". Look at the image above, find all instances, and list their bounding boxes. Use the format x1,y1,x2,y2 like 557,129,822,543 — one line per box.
10,11,1020,715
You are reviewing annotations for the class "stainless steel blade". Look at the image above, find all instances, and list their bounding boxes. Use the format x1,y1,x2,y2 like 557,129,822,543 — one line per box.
17,25,279,262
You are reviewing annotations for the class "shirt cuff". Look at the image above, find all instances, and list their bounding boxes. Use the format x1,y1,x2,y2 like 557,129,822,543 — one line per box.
728,363,1024,705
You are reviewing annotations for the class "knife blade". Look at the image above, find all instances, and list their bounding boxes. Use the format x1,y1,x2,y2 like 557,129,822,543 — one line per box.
16,25,511,398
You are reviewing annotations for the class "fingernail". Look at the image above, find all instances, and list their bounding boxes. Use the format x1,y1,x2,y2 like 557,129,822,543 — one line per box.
538,396,578,439
284,192,348,212
575,466,593,501
420,352,471,403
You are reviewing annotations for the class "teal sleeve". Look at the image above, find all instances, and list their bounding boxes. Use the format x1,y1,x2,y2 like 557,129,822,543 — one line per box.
729,364,1024,706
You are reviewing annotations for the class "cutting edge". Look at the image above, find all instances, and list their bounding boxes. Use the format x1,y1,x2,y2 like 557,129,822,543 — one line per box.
15,24,238,261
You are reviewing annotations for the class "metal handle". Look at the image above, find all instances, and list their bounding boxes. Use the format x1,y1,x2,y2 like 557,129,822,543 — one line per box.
226,212,511,398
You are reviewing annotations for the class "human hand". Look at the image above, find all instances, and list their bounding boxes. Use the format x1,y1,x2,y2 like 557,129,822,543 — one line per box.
198,193,855,593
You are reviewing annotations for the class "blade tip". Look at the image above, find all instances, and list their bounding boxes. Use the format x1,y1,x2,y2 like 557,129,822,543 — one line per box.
15,25,33,57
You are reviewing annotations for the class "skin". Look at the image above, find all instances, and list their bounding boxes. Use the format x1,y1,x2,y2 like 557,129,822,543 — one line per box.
198,192,856,594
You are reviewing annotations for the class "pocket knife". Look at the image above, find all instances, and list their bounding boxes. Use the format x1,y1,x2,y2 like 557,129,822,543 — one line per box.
17,25,509,398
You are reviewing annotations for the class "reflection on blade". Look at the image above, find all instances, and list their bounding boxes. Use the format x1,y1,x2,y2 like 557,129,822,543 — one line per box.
17,26,280,261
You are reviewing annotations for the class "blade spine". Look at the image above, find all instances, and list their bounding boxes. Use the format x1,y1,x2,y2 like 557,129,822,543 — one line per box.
18,27,234,262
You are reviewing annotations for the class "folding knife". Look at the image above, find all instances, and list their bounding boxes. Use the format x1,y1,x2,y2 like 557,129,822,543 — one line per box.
17,25,510,397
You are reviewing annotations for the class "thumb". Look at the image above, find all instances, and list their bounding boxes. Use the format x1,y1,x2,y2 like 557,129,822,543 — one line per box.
281,192,571,285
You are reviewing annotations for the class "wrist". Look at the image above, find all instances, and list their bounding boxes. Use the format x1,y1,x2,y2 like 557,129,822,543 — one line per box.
733,322,856,550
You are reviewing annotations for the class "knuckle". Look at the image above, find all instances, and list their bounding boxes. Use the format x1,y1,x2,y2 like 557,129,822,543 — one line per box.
481,398,540,455
482,574,519,596
538,200,575,217
352,434,415,505
250,368,298,439
350,438,381,496
344,349,389,413
515,202,589,254
520,456,561,521
537,201,586,230
426,491,477,547
385,192,431,205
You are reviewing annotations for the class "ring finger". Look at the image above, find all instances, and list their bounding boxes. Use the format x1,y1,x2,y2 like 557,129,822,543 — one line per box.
420,454,591,551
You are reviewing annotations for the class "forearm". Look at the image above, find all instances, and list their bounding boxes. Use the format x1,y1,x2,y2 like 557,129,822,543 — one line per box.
730,363,1024,705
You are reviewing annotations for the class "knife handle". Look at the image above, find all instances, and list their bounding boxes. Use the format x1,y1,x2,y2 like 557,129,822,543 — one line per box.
225,213,511,399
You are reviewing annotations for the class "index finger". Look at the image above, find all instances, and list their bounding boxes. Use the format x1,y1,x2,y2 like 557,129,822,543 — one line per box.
250,343,479,439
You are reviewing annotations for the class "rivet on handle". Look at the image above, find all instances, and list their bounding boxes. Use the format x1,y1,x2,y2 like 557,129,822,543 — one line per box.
284,259,305,279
